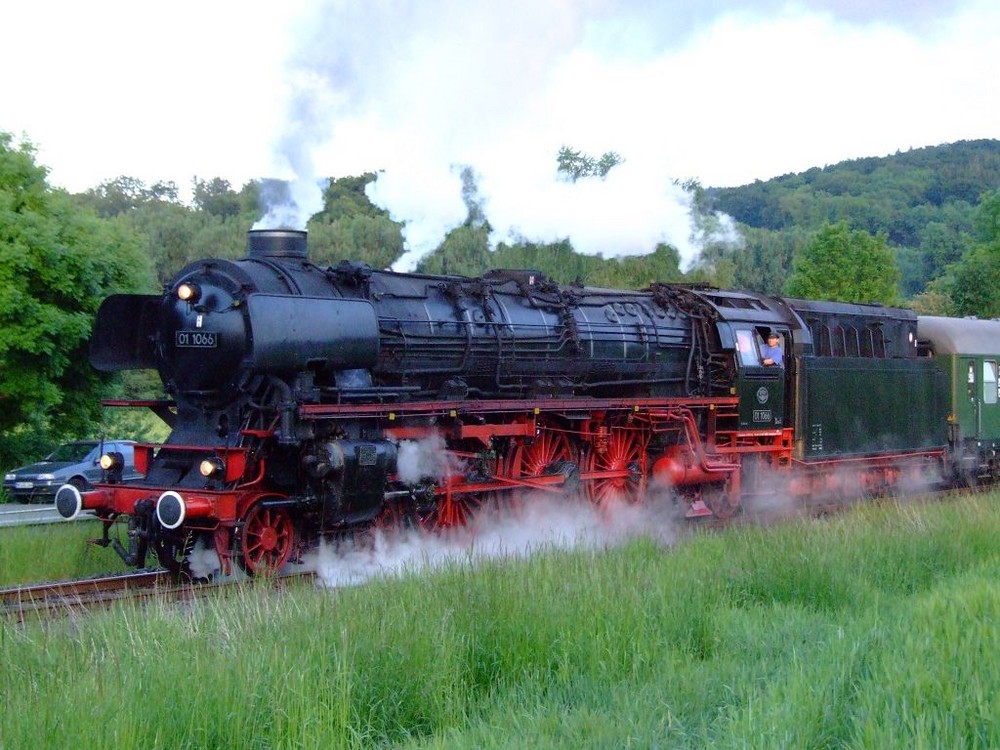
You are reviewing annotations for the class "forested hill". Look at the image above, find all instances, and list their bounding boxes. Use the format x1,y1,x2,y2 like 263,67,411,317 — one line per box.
709,139,1000,244
701,139,1000,299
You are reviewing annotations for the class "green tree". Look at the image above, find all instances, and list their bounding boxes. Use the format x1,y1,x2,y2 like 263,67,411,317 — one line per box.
416,224,491,276
784,222,901,304
306,174,404,267
0,133,153,468
556,146,624,182
707,140,1000,297
936,189,1000,316
908,289,957,317
78,175,180,217
315,173,390,222
192,177,242,218
973,188,1000,242
943,243,1000,316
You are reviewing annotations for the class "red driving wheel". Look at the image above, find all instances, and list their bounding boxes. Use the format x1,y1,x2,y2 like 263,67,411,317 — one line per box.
586,428,647,509
239,502,295,574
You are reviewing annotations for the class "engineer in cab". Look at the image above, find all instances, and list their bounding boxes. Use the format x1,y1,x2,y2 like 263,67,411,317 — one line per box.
761,330,783,367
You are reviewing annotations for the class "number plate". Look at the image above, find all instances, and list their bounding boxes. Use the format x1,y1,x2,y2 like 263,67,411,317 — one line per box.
175,331,218,348
14,481,33,489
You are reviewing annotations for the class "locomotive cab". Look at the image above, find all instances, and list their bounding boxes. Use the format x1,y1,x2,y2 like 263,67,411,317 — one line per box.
731,325,788,430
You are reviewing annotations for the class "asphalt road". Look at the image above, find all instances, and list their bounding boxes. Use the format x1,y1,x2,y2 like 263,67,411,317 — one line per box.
0,501,75,528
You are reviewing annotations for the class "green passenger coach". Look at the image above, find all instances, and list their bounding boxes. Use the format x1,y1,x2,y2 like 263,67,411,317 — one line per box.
918,316,1000,484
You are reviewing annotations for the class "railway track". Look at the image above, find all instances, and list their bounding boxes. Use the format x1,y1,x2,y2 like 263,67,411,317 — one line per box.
0,568,316,623
0,570,180,623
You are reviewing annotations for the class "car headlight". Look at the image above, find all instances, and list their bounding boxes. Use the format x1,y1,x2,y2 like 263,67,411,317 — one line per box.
4,473,14,482
36,473,56,481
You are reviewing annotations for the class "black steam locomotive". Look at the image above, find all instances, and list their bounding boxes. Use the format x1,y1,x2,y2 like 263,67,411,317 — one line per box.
55,229,997,575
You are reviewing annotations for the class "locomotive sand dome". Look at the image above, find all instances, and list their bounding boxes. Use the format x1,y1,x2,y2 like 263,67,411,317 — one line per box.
58,229,985,577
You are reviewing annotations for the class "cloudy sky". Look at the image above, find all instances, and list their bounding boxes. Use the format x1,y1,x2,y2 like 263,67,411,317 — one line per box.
3,0,998,267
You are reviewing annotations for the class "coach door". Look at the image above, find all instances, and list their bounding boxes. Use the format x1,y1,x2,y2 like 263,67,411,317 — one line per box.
963,358,1000,440
733,327,786,430
961,359,981,439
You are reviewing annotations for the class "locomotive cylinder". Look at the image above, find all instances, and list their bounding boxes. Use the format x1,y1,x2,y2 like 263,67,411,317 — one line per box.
652,446,724,486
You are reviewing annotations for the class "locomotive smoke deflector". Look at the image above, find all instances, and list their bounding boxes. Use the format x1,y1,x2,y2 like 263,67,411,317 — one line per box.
90,293,163,371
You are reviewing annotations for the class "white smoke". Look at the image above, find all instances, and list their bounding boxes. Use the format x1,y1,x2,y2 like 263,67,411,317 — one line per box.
252,177,325,230
377,157,743,272
253,0,990,268
395,433,464,485
302,490,681,588
260,0,750,267
186,537,223,580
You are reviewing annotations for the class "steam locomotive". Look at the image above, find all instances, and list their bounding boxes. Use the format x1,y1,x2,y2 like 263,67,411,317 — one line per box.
55,229,1000,575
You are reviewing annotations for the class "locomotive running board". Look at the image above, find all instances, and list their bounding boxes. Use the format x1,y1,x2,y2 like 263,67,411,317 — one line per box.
300,395,740,420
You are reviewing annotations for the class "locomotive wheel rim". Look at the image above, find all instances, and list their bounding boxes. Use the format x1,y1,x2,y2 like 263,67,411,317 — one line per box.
153,534,194,578
702,486,737,520
241,504,294,573
503,429,577,512
522,431,573,477
419,489,483,532
421,430,575,532
586,429,647,508
374,501,412,533
487,448,524,517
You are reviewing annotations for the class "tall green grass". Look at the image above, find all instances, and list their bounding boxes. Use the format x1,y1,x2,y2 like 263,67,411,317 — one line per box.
0,520,129,586
3,494,1000,748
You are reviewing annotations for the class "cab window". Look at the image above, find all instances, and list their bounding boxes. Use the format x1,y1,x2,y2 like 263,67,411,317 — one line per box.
735,329,760,367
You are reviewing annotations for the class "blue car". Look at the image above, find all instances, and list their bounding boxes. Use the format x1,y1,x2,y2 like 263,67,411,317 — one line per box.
2,440,138,503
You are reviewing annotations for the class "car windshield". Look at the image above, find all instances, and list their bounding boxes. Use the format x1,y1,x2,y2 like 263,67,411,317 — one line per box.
45,442,97,463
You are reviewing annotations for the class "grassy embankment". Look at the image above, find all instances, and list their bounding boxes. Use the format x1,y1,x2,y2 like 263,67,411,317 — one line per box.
0,519,129,586
3,494,1000,748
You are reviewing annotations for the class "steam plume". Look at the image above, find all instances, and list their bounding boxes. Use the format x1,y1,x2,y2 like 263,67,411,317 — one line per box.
303,490,682,588
259,0,746,266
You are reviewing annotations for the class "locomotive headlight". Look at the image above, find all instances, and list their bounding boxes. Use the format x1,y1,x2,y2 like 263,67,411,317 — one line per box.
100,451,124,471
177,282,202,303
200,457,226,478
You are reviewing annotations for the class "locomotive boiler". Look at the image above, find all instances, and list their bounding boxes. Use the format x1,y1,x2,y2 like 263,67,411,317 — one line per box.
56,229,967,576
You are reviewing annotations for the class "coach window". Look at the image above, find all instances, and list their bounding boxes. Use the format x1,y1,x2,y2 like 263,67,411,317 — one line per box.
985,361,998,405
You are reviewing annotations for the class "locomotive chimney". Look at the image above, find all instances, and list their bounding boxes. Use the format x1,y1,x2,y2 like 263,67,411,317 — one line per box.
247,229,308,260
